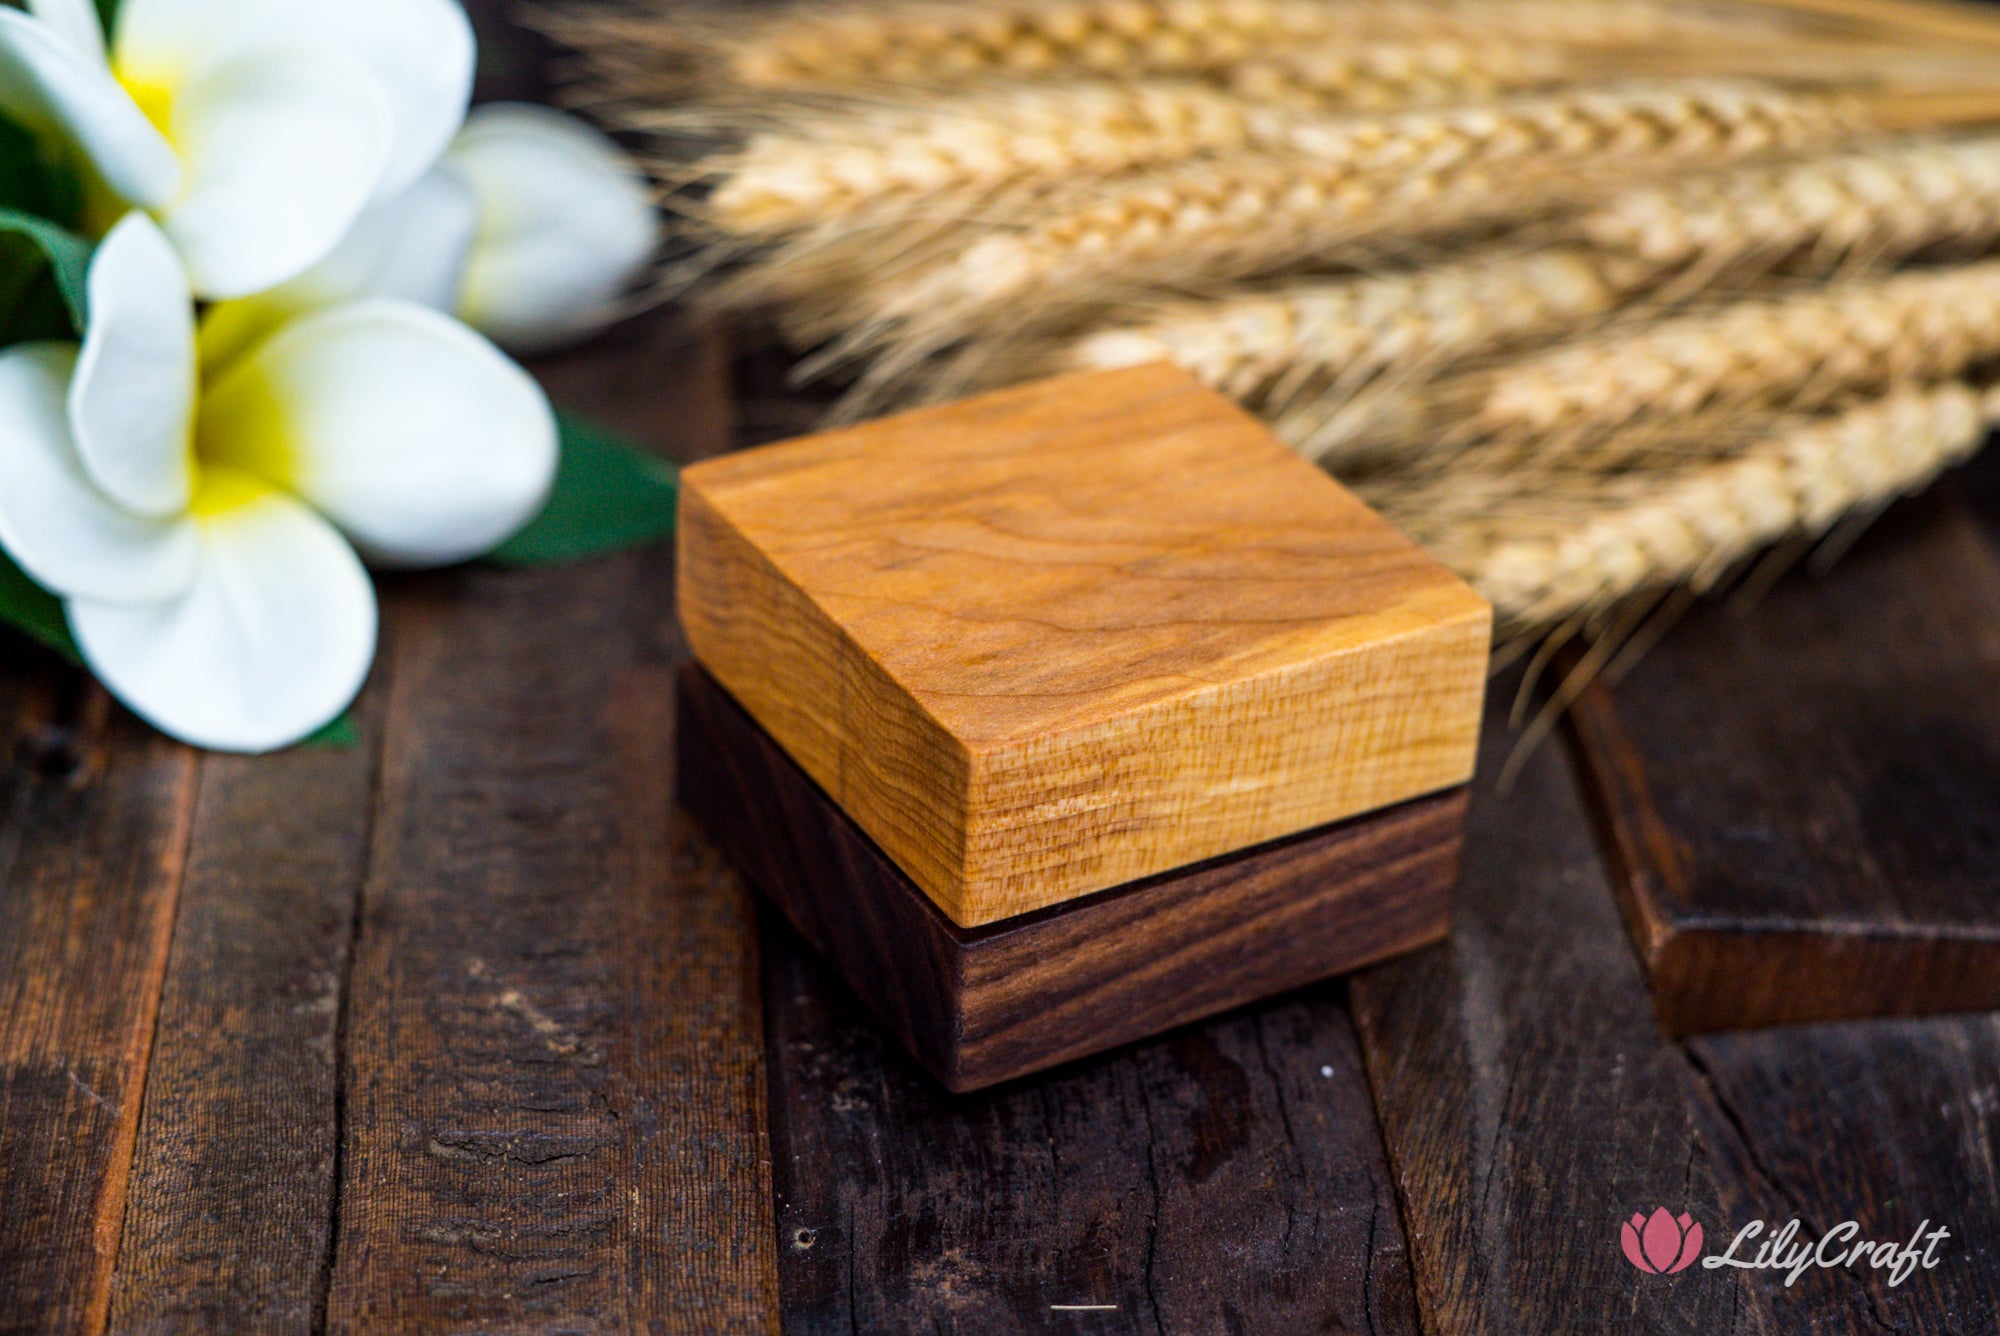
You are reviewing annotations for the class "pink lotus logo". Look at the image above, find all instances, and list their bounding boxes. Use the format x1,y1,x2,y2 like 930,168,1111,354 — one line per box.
1623,1209,1704,1274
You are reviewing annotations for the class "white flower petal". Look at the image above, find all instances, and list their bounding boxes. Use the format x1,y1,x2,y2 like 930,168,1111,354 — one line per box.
195,165,480,375
160,47,393,299
0,342,197,603
111,0,274,75
287,164,479,311
450,104,657,354
28,0,105,65
69,213,196,516
69,472,376,753
100,0,207,61
0,9,179,207
301,0,474,196
116,0,472,197
199,301,557,568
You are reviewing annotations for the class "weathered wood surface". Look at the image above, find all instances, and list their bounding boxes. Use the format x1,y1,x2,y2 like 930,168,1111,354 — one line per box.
103,691,381,1333
0,667,197,1336
1351,684,1751,1332
0,301,781,1335
681,661,1460,1090
1684,1018,2000,1329
680,363,1490,926
1355,674,2000,1332
1567,486,2000,1033
322,551,777,1333
763,914,1422,1334
5,324,2000,1336
1,0,1998,1317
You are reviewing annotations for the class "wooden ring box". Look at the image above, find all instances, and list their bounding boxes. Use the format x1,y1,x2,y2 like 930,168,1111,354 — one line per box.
675,365,1491,1090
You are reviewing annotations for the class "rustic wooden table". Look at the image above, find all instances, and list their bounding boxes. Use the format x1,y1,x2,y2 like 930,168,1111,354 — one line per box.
6,8,2000,1334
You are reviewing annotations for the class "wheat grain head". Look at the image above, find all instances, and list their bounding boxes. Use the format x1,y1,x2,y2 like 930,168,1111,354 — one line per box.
1459,257,2000,445
548,0,1722,97
786,81,1858,389
703,80,1307,237
1581,132,2000,274
1368,380,1998,626
1061,246,1654,406
697,41,1583,237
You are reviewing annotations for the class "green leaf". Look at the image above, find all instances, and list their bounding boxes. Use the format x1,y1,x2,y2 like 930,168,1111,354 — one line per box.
299,712,360,750
0,236,74,344
487,411,680,567
0,116,92,346
0,548,81,664
0,114,82,225
95,0,120,43
0,208,91,333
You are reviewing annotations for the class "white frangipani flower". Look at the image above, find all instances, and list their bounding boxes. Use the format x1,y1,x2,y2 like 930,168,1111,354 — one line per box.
449,104,659,352
0,213,556,751
0,0,474,298
202,102,658,361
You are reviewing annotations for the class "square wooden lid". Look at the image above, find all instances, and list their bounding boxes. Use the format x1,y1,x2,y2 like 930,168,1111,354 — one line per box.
677,364,1490,927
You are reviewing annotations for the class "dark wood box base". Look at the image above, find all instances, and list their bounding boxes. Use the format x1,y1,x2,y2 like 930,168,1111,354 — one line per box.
677,665,1465,1090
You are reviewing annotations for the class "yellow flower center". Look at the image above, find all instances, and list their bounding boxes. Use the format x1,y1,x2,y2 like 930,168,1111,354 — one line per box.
115,63,179,140
194,357,298,499
187,465,270,520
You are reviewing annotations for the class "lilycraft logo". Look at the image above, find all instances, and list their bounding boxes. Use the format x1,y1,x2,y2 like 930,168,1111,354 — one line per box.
1620,1208,1952,1286
1622,1209,1703,1274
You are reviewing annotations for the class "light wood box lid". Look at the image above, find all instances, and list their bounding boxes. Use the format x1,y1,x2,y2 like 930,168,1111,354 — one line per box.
677,364,1490,928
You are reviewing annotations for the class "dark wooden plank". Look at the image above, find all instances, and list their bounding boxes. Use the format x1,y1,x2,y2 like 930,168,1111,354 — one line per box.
1351,679,2000,1330
0,8,750,1328
763,929,1421,1332
1349,682,1790,1332
533,313,738,464
679,662,1459,1090
1565,488,2000,1032
1683,1017,2000,1327
88,305,735,1330
320,547,778,1333
0,655,199,1335
464,0,553,104
101,685,384,1333
730,346,838,450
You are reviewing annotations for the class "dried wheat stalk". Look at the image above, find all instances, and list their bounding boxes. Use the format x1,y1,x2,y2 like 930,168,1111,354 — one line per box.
1580,132,2000,273
1064,138,2000,468
699,81,1307,237
1222,40,1568,112
1369,380,1998,625
701,43,1573,236
550,0,1722,98
545,0,2000,652
810,82,1858,351
1459,257,2000,444
1060,247,1654,406
701,81,1264,236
